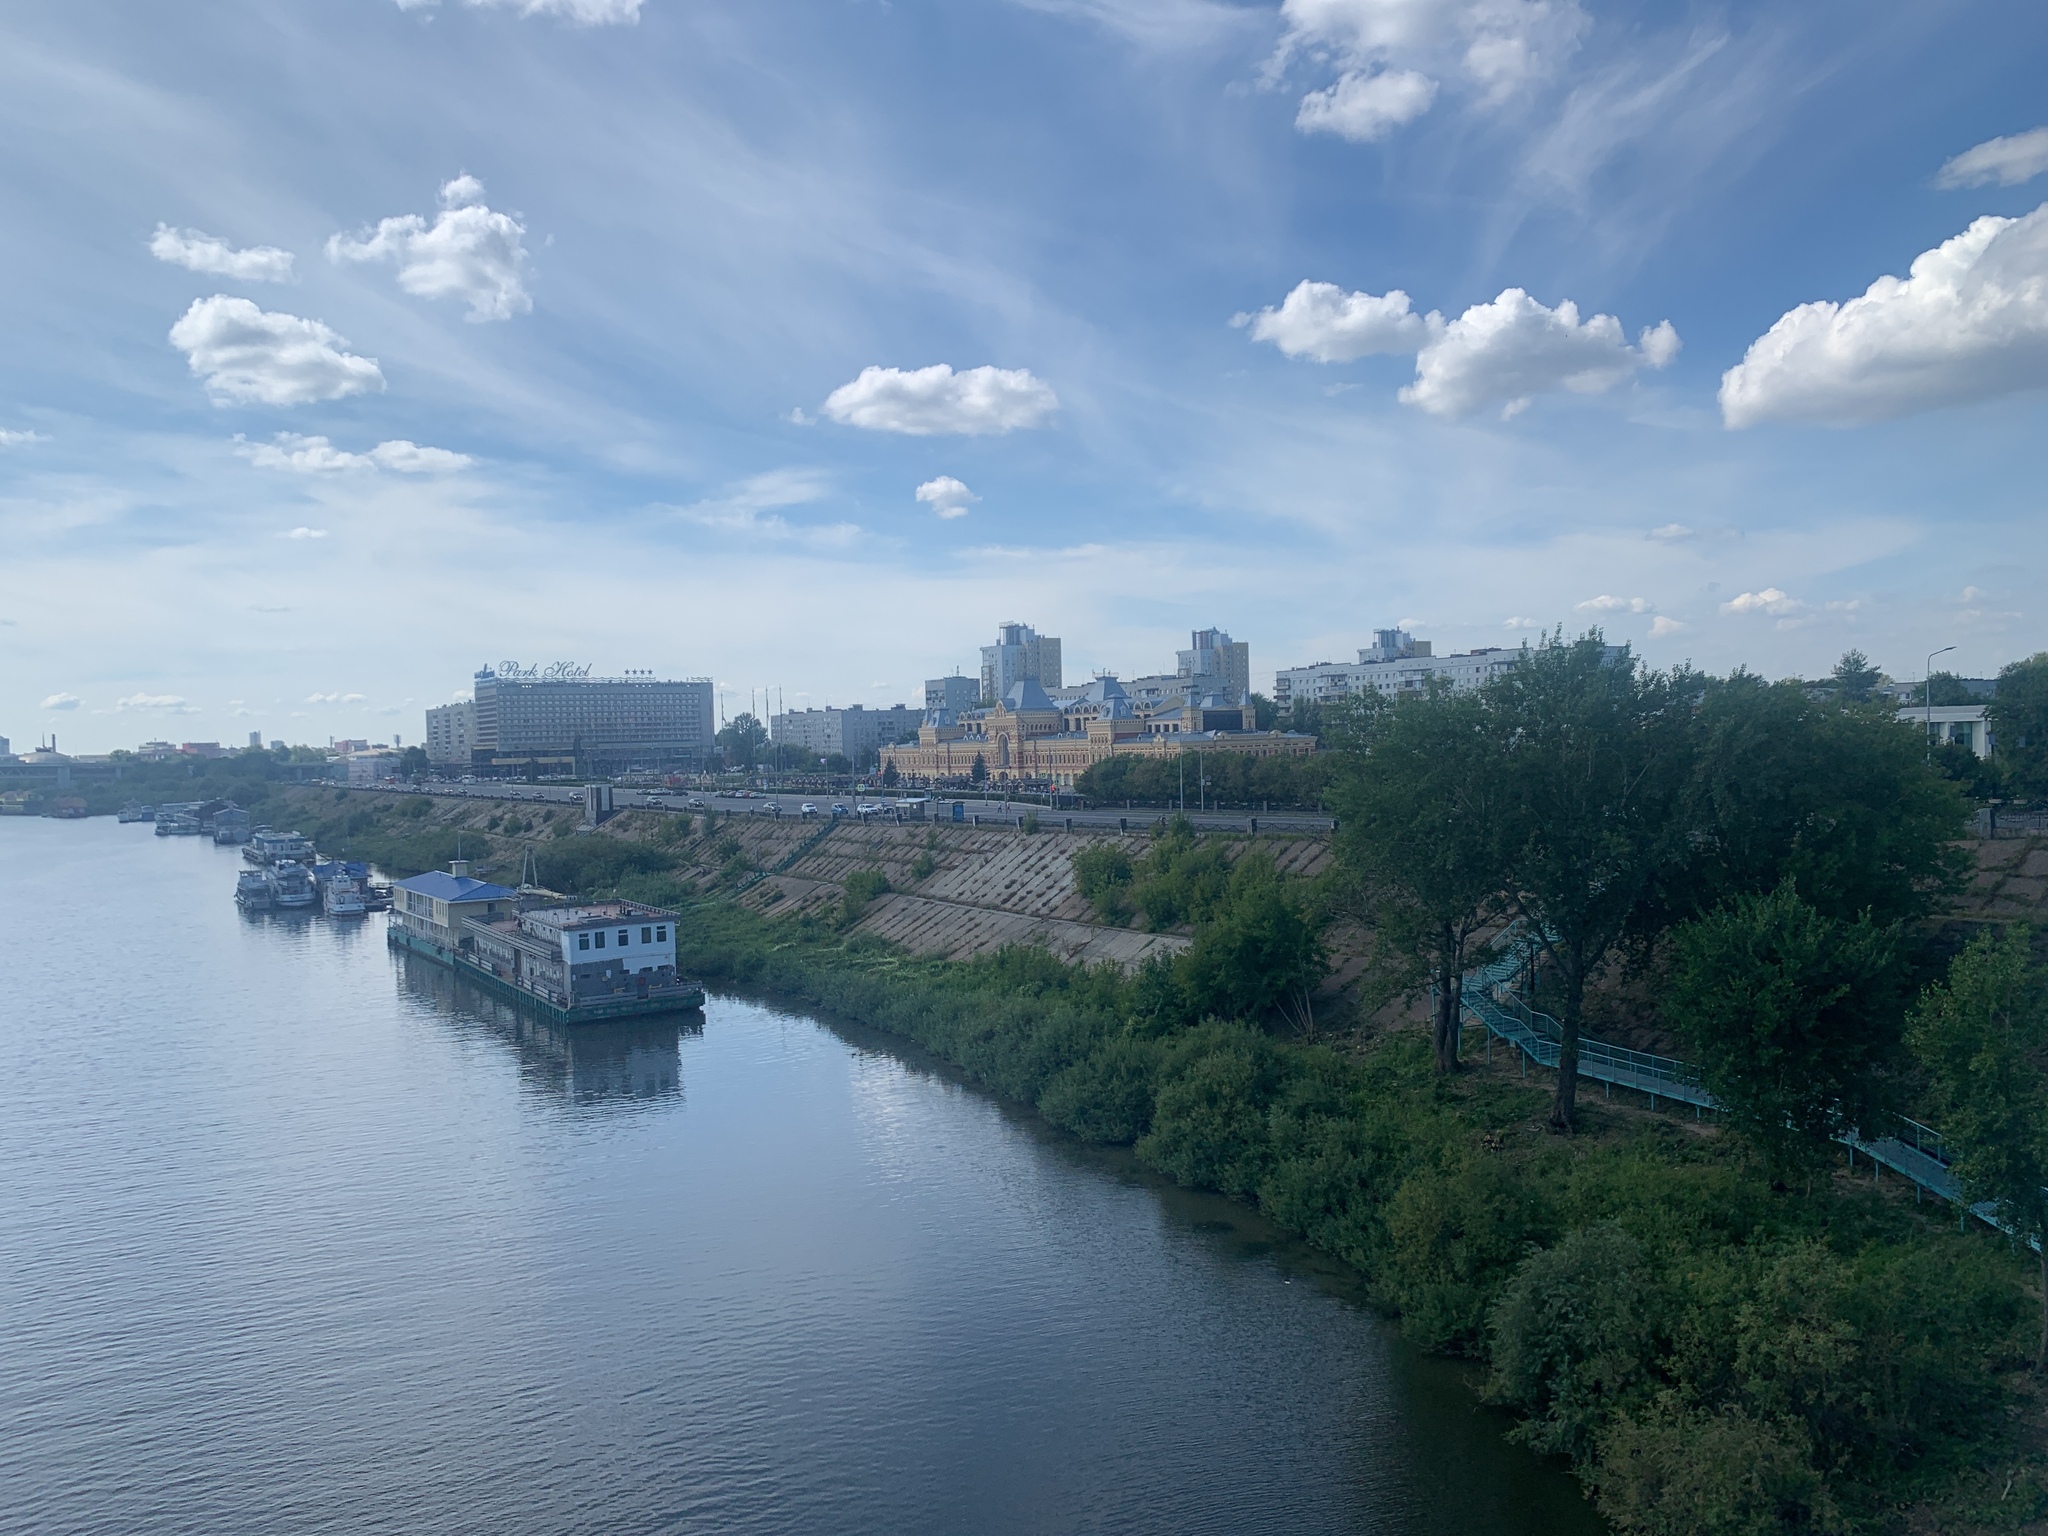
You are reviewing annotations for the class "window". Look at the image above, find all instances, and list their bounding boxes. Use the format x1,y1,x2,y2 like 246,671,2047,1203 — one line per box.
619,930,630,946
578,934,590,951
641,926,653,943
594,930,606,948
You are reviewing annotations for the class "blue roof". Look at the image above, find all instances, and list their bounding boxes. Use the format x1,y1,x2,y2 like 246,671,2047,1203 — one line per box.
393,871,516,902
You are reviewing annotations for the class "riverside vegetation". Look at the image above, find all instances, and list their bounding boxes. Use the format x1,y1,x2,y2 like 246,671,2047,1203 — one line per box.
90,643,2048,1534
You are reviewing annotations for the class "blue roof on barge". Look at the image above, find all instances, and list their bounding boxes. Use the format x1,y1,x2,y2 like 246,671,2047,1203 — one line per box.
392,871,516,902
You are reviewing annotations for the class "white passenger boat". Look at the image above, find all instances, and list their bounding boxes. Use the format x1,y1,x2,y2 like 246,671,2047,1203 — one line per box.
266,864,317,909
235,870,274,910
322,875,368,916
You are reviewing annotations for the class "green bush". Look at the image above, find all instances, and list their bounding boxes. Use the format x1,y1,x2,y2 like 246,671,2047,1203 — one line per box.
841,867,891,926
1594,1399,1839,1536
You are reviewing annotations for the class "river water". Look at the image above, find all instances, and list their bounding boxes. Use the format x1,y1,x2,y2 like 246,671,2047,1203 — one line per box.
0,818,1600,1536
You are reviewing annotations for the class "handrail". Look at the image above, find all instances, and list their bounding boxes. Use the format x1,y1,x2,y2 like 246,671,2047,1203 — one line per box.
1450,925,2029,1244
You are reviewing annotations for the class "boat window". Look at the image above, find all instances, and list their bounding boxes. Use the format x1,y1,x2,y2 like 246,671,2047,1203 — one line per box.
578,934,590,951
618,930,631,946
655,927,667,942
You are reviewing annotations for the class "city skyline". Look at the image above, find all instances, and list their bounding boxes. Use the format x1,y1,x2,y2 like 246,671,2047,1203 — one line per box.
5,1,2048,751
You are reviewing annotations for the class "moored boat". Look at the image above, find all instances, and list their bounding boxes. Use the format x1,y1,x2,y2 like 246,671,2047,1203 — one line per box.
266,864,317,909
235,870,274,910
322,875,368,916
118,802,155,824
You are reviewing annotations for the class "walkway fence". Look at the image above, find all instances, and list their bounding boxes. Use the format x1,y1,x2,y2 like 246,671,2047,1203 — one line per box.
1448,926,2030,1245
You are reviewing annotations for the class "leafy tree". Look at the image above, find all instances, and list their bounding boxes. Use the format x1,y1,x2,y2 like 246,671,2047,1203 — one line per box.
1329,686,1506,1072
1492,633,1694,1130
1987,652,2048,799
1830,648,1882,701
1917,669,1982,707
1931,738,2006,801
1177,856,1327,1033
1249,692,1279,730
840,867,892,926
716,712,768,770
1666,883,1902,1172
1674,671,1968,929
398,745,430,780
1071,843,1134,923
969,753,988,785
880,761,900,788
1907,926,2048,1368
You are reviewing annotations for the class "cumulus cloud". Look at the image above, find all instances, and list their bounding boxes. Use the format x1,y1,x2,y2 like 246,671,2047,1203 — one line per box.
40,692,82,711
1648,616,1686,638
1936,128,2048,190
237,433,473,473
149,225,295,283
394,0,643,20
306,691,366,704
1575,594,1651,614
1720,204,2048,428
1721,588,1801,617
116,693,198,714
1402,290,1679,418
823,365,1059,436
1295,70,1438,141
1236,280,1426,361
169,296,385,406
1503,615,1543,629
1275,0,1588,137
283,527,329,539
916,476,980,518
1647,522,1696,541
0,429,45,448
327,176,532,322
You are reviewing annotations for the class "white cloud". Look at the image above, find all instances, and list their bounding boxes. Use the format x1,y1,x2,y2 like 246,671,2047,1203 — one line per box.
1936,128,2048,190
1401,290,1679,418
1575,594,1650,613
237,433,473,473
675,470,861,547
1295,70,1438,142
1503,615,1542,628
1721,588,1801,617
40,692,82,711
168,296,385,406
327,176,532,322
283,527,329,540
306,691,366,704
0,429,45,448
149,225,295,283
823,364,1059,436
1236,280,1426,361
394,0,643,21
1648,616,1686,638
916,476,980,519
116,693,198,714
1275,0,1588,136
1720,204,2048,428
1647,522,1696,541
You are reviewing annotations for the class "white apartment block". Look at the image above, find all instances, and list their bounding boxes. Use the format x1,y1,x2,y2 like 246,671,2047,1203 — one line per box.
1273,629,1520,706
425,700,478,765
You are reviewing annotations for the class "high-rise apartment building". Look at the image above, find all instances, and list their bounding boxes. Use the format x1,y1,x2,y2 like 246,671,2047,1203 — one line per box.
770,704,921,764
1176,628,1251,703
924,675,980,715
425,700,479,765
979,622,1061,705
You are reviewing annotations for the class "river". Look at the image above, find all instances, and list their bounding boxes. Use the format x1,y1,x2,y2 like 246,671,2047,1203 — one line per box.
0,818,1601,1536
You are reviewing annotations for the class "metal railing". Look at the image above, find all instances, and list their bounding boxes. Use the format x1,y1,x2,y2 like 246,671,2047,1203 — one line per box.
1451,927,2033,1243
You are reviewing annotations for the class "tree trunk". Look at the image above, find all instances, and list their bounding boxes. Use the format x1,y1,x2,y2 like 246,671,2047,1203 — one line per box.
1549,970,1583,1132
1433,956,1462,1074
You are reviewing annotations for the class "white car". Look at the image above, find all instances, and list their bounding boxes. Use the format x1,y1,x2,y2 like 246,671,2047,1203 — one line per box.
800,803,819,818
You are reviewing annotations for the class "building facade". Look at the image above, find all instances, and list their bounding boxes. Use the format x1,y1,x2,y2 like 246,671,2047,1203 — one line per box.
1177,628,1251,703
979,622,1062,705
881,677,1309,788
769,703,921,763
1901,704,1994,758
924,675,980,714
469,665,715,773
425,700,478,765
1274,629,1523,706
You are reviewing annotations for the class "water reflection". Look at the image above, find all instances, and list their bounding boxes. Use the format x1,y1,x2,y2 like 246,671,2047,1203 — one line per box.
393,948,697,1107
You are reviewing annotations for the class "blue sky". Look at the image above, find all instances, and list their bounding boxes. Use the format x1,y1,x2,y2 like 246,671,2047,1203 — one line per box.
4,0,2046,751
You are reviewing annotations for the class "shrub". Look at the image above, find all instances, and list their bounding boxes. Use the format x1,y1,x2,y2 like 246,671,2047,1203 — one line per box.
1594,1400,1837,1536
841,867,891,926
1071,843,1134,922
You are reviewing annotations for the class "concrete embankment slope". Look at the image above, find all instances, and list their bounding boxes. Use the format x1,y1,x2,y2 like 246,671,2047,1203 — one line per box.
287,787,1334,972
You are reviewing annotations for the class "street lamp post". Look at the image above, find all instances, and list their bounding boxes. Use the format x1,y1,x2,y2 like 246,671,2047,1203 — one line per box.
1925,645,1956,763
